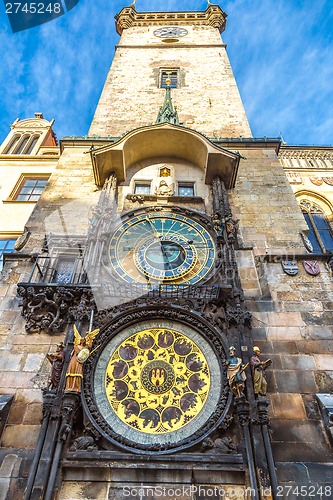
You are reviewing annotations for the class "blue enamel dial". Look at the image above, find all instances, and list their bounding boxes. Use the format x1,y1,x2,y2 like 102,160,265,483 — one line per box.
109,211,215,285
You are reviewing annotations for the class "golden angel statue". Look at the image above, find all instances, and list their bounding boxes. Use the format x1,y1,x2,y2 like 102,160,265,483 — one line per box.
65,325,99,393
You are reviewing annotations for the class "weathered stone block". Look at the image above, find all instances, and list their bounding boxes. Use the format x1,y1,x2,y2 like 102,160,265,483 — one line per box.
22,403,42,425
22,353,45,372
267,327,302,341
281,355,316,370
314,372,333,392
269,312,304,327
1,425,40,448
0,352,22,371
301,326,333,340
314,355,333,371
270,393,306,419
275,370,317,393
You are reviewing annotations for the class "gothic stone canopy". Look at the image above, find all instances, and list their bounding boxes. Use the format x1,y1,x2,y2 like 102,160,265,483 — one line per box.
115,5,227,35
91,123,240,188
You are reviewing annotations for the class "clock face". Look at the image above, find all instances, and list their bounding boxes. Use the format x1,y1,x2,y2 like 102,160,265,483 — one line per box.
109,211,216,285
154,27,188,38
91,318,224,451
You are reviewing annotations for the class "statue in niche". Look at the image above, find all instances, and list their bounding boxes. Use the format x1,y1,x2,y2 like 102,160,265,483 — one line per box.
65,326,99,393
250,346,271,398
156,180,174,196
225,346,247,398
212,212,225,243
47,342,65,390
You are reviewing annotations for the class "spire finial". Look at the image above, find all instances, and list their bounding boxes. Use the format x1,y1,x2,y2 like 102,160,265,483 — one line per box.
155,76,179,126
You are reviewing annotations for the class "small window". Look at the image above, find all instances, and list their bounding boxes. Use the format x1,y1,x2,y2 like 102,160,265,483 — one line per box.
178,183,195,197
14,177,48,201
52,257,75,284
134,182,151,195
160,70,178,89
0,240,16,271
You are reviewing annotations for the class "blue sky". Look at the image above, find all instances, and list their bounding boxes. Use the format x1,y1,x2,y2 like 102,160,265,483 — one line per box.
0,0,332,145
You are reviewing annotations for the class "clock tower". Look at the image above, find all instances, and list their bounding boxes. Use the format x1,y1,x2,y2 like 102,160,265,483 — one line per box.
89,4,251,139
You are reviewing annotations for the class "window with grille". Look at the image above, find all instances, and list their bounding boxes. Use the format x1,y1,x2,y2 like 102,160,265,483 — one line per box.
51,257,75,284
300,200,333,253
134,182,151,195
178,183,195,197
14,177,48,201
160,70,178,89
0,240,16,271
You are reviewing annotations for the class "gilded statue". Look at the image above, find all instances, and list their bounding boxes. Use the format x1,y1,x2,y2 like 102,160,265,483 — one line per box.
65,325,99,393
250,346,271,397
225,346,247,398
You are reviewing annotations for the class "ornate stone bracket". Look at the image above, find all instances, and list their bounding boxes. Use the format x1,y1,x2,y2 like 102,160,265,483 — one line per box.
226,305,251,327
17,285,95,334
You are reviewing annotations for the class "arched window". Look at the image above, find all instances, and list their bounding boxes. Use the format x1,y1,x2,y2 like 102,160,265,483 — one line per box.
300,200,333,253
3,134,21,154
24,134,40,154
14,135,30,154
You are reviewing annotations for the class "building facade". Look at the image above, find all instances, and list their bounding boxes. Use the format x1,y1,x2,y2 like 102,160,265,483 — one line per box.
0,5,332,500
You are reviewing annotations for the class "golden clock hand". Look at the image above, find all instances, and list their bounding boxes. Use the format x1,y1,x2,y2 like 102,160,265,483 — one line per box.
145,216,160,238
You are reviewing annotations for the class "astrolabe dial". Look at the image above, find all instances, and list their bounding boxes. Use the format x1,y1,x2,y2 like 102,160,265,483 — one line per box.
109,211,215,285
104,328,210,434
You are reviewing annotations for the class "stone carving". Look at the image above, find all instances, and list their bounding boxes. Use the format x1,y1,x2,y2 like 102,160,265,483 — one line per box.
126,194,144,204
300,232,314,253
65,325,99,393
252,398,270,426
226,305,251,327
234,396,250,426
14,229,31,251
69,434,97,452
58,394,80,443
250,346,271,398
201,436,237,454
17,286,95,334
46,342,65,390
323,177,333,186
204,303,225,329
155,180,174,196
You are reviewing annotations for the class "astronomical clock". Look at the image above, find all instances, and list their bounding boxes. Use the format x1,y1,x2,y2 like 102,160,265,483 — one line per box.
108,209,216,286
82,206,231,453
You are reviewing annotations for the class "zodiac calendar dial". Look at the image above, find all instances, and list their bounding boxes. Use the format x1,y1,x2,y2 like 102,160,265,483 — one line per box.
109,211,216,285
105,328,210,434
91,319,225,451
